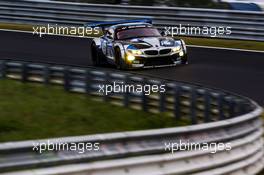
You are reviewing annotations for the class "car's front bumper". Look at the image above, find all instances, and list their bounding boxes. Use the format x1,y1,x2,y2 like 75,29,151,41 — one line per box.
128,54,187,69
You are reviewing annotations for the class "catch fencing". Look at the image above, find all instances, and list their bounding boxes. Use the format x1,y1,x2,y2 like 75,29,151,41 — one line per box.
0,0,264,41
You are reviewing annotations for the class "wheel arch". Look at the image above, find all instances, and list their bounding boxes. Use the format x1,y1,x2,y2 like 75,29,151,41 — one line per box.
114,43,126,60
91,38,101,47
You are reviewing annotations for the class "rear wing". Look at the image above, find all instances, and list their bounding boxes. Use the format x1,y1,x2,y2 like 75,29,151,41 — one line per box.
85,19,152,30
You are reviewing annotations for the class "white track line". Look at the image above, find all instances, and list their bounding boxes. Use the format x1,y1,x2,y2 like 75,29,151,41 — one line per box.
0,28,263,53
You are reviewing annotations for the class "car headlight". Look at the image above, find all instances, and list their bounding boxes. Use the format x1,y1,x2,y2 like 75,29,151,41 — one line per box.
128,49,142,55
127,54,135,61
179,51,184,56
172,46,181,52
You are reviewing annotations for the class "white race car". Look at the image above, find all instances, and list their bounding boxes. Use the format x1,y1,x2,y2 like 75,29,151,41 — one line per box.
89,19,188,69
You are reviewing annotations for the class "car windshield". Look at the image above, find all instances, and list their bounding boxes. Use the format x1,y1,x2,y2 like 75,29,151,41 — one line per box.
116,27,161,40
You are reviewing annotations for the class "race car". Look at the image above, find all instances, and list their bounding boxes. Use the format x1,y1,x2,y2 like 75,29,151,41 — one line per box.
88,19,188,69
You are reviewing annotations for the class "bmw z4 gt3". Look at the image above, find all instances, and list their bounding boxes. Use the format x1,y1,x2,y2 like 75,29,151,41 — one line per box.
89,19,188,69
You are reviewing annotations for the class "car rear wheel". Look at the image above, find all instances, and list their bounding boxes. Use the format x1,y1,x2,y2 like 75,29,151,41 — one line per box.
91,42,104,66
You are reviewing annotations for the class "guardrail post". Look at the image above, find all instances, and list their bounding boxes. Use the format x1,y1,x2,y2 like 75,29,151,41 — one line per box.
43,65,50,85
237,100,249,115
103,72,111,102
142,78,148,112
217,93,225,120
0,60,6,79
228,97,236,118
63,67,70,91
21,63,28,82
190,88,197,124
159,82,166,112
85,69,92,95
123,75,129,107
204,90,211,122
174,84,181,120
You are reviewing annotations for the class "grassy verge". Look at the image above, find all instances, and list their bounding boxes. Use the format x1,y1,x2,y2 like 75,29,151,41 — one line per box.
1,23,264,51
0,80,189,142
177,36,264,51
0,23,34,32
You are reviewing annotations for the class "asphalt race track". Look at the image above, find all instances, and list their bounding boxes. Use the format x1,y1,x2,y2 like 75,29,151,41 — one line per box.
0,30,263,105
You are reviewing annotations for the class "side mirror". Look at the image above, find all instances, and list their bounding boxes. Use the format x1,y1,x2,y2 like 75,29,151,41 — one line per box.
106,31,113,39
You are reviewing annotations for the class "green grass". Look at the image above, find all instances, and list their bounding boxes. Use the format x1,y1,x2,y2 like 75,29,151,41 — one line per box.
177,36,264,51
0,23,34,32
0,80,189,142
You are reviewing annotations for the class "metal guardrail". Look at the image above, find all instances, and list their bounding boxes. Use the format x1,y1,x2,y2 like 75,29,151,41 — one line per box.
0,59,263,175
0,0,264,41
0,60,256,122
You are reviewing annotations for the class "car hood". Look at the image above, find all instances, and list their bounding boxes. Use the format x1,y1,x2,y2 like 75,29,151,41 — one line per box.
124,37,178,49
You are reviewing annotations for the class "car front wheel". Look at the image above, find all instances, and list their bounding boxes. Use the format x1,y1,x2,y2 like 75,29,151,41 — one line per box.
115,47,127,69
181,54,188,65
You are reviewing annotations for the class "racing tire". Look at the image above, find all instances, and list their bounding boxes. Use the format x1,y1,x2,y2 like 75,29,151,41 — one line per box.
181,54,188,65
115,47,127,70
91,42,105,66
